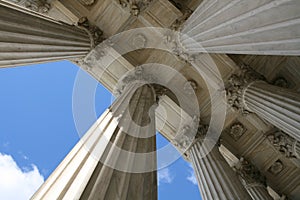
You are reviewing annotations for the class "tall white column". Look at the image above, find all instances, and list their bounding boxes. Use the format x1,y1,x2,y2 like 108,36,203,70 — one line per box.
244,81,300,141
0,1,103,68
180,0,300,55
235,158,273,200
226,65,300,142
188,139,252,200
174,124,252,200
31,83,157,200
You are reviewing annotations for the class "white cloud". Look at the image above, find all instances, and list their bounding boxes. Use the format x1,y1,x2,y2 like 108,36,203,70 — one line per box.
158,168,174,186
0,153,44,200
186,163,198,185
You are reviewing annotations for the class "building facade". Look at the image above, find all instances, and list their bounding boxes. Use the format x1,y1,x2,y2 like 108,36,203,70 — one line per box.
0,0,300,199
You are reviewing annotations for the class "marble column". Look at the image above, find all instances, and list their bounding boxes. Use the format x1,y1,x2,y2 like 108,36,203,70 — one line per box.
235,158,273,200
0,1,103,68
179,0,300,55
244,81,300,141
31,83,157,200
227,66,300,142
179,125,252,200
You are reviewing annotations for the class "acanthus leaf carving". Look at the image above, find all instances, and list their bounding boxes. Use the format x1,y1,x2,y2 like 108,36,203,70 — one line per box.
172,116,202,151
267,130,298,159
163,31,196,63
226,64,265,113
115,66,157,96
235,157,267,187
78,17,104,48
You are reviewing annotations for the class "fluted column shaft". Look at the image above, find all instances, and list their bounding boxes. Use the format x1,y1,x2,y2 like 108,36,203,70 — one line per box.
242,182,273,200
31,83,157,200
235,158,273,200
0,1,98,68
188,141,251,200
180,0,300,55
244,81,300,141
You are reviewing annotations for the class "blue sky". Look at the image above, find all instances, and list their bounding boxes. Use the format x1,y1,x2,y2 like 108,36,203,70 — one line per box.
0,61,201,199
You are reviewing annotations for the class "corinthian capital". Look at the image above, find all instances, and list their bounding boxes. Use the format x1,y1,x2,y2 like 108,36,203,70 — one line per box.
226,65,264,113
114,66,157,96
172,118,208,153
78,17,104,48
235,157,266,188
267,130,299,159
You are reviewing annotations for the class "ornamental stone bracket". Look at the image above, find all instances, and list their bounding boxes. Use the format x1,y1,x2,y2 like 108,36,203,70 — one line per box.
267,130,300,159
226,64,265,114
117,0,152,16
77,17,105,49
235,157,267,188
8,0,51,13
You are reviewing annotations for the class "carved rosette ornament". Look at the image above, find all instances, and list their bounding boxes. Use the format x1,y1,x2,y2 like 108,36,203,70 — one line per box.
118,0,152,16
226,64,265,114
228,122,246,141
235,158,267,188
267,130,299,159
77,17,104,48
268,160,284,175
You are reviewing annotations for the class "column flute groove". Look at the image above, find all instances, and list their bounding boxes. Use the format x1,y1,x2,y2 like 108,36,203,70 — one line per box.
189,140,252,200
179,0,300,55
226,65,300,141
31,83,158,200
0,1,103,68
